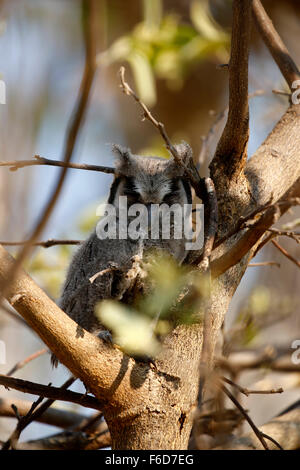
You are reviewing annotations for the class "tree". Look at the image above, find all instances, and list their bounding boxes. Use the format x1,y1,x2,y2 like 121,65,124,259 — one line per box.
0,0,299,450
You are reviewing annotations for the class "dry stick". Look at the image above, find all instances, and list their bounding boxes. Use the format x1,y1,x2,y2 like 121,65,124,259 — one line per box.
2,395,44,450
251,232,276,258
252,0,300,90
271,239,300,269
119,66,203,193
248,261,280,268
221,384,270,450
0,398,87,429
211,0,251,177
6,348,47,376
0,156,114,174
0,239,82,248
0,0,98,302
222,376,283,397
1,376,76,450
0,374,101,410
267,228,300,243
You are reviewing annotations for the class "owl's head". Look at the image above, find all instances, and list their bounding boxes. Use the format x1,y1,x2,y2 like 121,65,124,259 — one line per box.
108,143,193,207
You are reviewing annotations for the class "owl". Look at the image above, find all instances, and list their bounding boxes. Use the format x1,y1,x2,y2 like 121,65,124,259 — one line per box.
51,142,193,366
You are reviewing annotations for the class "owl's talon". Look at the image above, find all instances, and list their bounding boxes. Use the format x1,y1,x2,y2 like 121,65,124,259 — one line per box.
98,330,113,345
132,354,156,368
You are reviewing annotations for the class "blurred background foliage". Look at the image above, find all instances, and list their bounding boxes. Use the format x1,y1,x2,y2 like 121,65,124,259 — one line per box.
0,0,299,442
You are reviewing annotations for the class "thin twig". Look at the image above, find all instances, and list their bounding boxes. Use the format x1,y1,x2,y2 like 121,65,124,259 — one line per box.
271,239,300,269
222,376,283,397
119,66,203,193
0,156,114,174
0,374,101,410
1,239,82,248
6,348,47,376
252,0,300,89
221,384,270,450
248,261,280,268
2,396,44,450
267,228,300,244
0,398,87,429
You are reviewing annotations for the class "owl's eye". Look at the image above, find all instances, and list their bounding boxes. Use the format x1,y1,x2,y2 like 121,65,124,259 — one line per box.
123,189,139,198
123,177,140,199
162,193,174,204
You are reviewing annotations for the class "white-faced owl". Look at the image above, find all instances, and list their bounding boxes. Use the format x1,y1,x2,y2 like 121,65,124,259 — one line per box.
51,142,193,366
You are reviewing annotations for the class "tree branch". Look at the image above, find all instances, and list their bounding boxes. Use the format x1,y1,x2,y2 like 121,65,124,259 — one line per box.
0,397,87,429
216,409,300,450
211,0,252,177
0,244,160,415
0,374,101,410
271,239,300,269
0,156,114,174
1,239,82,248
252,0,300,90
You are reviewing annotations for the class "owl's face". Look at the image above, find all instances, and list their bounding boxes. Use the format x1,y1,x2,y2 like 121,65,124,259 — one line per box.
108,145,192,209
103,144,194,261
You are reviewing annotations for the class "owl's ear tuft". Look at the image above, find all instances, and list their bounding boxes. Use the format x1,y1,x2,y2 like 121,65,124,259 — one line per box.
111,144,134,175
173,141,193,166
166,141,193,177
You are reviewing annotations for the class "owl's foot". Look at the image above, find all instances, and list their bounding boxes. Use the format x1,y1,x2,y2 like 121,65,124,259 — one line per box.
132,354,156,369
98,330,113,345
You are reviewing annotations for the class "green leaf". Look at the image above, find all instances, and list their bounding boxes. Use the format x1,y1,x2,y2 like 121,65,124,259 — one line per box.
96,300,161,356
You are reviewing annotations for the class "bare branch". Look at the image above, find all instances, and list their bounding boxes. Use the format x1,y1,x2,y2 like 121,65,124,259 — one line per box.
6,348,47,376
2,395,45,450
248,261,280,268
0,156,114,174
271,239,300,269
216,409,300,450
0,397,87,429
119,66,204,196
222,377,283,397
0,374,101,410
1,239,82,248
211,0,252,177
221,385,270,450
1,376,78,450
252,0,300,89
